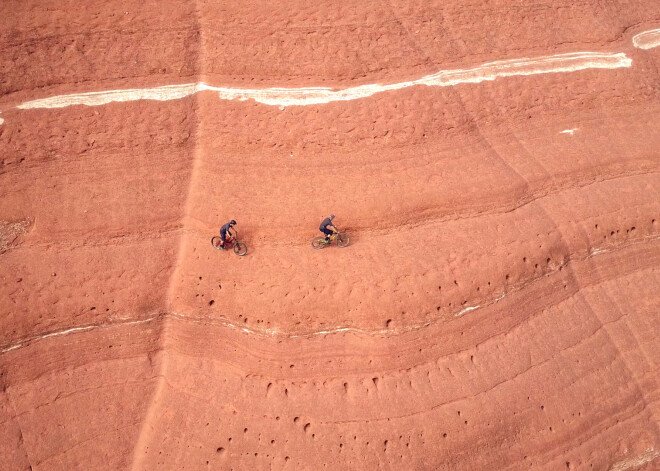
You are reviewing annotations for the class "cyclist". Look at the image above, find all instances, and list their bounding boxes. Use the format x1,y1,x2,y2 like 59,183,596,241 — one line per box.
219,220,237,249
319,214,337,242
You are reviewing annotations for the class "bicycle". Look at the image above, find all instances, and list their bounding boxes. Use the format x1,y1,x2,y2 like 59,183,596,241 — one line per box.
211,231,248,256
311,230,350,249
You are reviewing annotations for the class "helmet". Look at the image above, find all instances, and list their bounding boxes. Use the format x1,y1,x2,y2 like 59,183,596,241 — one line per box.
329,214,335,220
230,220,236,225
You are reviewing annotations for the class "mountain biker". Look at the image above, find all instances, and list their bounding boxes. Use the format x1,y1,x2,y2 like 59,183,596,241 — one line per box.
219,220,237,249
319,215,337,242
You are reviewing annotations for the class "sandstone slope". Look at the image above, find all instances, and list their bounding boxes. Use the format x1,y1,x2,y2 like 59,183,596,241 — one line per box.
0,1,659,470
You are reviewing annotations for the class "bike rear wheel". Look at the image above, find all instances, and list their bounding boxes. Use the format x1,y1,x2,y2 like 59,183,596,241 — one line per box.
211,236,224,249
311,236,328,250
336,233,350,248
233,241,248,256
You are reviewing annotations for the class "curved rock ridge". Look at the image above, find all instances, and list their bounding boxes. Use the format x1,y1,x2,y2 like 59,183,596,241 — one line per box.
1,1,659,471
4,230,657,356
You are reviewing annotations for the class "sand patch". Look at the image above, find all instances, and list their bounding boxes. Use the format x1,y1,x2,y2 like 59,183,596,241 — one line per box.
0,218,32,253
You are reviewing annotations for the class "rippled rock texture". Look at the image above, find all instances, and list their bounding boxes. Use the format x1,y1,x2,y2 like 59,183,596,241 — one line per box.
1,1,659,470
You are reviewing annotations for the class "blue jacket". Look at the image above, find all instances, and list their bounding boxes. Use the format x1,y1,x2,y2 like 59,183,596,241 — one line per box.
220,222,234,235
319,218,334,231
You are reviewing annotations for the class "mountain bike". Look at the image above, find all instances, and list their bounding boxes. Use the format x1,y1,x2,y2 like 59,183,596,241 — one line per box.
211,231,248,256
311,231,350,249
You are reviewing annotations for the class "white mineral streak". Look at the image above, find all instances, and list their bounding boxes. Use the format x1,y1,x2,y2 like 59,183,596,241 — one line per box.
455,306,480,317
2,343,22,352
632,29,660,50
17,83,203,110
0,317,156,353
17,52,632,110
561,128,578,135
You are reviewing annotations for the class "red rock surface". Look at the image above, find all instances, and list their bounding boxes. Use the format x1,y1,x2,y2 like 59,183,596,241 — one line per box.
1,1,659,470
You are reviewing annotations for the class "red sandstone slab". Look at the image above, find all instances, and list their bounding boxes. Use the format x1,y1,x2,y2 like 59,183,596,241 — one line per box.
0,1,658,470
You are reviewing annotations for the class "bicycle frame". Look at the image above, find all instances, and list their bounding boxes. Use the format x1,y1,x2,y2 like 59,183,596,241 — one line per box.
311,229,348,250
212,231,247,256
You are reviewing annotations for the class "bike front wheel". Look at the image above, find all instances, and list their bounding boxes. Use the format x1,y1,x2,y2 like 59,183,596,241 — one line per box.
311,236,328,250
336,233,350,248
233,241,248,256
211,236,224,249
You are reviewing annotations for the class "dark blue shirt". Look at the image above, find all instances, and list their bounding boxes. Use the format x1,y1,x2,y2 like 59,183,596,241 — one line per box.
319,218,334,231
220,222,234,234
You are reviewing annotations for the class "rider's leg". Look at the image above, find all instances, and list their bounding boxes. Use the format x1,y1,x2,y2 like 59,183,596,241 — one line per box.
219,229,227,249
322,228,333,241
